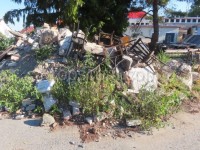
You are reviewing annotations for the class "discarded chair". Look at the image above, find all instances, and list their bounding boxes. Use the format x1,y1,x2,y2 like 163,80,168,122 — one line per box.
98,31,115,47
125,38,156,72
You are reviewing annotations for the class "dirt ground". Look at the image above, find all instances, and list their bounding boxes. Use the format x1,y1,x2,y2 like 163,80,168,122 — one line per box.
0,110,200,150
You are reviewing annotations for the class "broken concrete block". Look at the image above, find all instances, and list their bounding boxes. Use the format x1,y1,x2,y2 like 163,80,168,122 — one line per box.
69,101,80,108
73,30,85,45
126,66,158,93
22,98,33,107
31,42,39,50
36,79,55,93
72,107,80,115
15,38,24,47
63,110,71,120
7,61,17,67
43,23,50,29
11,54,20,61
25,104,36,111
39,28,58,45
7,50,18,55
83,42,104,55
58,29,72,56
43,94,56,112
63,110,72,120
58,48,65,56
15,114,25,120
27,37,34,44
85,117,93,125
120,55,133,71
126,119,142,127
41,113,55,126
177,63,192,90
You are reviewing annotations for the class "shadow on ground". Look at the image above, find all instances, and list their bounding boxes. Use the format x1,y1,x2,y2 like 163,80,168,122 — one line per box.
24,119,41,127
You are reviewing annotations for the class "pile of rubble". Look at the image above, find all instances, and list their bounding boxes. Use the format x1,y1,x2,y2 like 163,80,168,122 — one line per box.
0,22,200,129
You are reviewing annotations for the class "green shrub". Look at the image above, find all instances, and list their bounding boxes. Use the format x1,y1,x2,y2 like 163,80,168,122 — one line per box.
67,72,125,116
35,45,54,61
160,73,190,97
157,51,171,63
115,73,191,129
0,34,14,51
0,71,41,112
51,78,69,106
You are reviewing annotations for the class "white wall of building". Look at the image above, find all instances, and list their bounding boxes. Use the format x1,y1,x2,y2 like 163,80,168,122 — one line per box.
124,26,179,42
129,18,151,26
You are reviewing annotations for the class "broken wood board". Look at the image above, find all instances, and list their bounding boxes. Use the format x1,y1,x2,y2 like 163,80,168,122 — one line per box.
0,45,14,61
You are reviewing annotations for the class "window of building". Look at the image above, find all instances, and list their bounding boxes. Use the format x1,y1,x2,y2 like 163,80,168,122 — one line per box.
193,19,196,23
136,23,139,26
187,19,191,22
146,23,149,25
131,23,135,25
181,19,185,22
141,23,144,25
165,19,169,22
198,19,200,22
171,19,174,22
176,19,180,22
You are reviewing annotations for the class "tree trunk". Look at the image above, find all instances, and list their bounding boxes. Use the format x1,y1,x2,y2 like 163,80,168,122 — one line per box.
150,0,159,53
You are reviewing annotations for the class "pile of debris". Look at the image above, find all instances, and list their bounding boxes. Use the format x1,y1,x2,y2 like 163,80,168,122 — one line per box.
0,22,200,133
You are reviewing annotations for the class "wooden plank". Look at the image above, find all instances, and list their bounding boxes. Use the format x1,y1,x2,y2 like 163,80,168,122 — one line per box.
0,45,14,61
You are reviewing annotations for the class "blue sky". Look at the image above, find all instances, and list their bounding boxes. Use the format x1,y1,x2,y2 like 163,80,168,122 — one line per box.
0,0,24,31
0,0,192,31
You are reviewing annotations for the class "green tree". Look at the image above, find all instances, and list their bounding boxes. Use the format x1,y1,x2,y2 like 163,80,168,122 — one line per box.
131,0,169,52
79,0,130,35
165,9,187,17
188,0,200,16
4,0,84,27
4,0,130,35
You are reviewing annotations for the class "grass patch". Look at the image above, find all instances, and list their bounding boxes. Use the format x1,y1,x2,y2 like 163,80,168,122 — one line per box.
157,51,171,63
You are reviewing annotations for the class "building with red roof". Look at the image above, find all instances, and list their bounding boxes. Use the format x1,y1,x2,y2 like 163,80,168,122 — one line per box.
128,11,151,26
128,11,146,19
20,26,34,34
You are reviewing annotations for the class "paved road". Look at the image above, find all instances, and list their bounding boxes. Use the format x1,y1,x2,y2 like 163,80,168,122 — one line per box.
0,111,200,150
